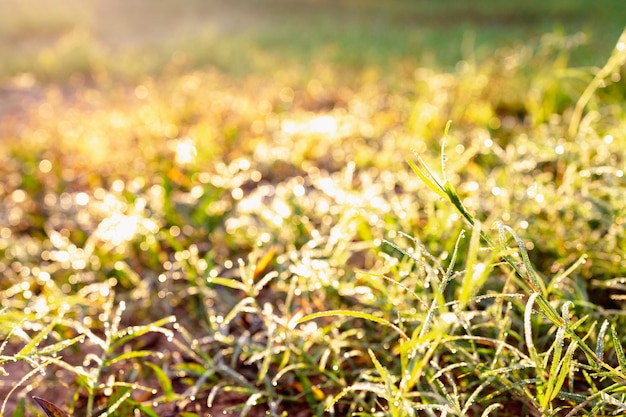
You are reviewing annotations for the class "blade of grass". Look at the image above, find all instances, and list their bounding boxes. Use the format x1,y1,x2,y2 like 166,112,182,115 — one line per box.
568,28,626,138
145,362,175,402
105,350,163,366
597,321,610,362
32,397,69,417
610,325,626,374
457,219,484,310
17,320,59,357
29,335,85,357
297,310,409,341
109,315,176,350
542,325,567,410
551,340,577,402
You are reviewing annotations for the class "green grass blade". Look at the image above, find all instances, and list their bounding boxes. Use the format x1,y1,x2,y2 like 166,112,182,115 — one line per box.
610,325,626,374
206,276,248,292
109,316,175,350
542,325,566,410
551,340,578,402
34,335,85,356
297,310,409,341
406,158,447,199
458,219,482,310
368,349,387,382
17,320,58,357
569,28,626,138
105,350,162,366
145,362,175,402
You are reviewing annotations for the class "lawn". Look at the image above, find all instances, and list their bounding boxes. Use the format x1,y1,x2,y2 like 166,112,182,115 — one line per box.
1,1,626,416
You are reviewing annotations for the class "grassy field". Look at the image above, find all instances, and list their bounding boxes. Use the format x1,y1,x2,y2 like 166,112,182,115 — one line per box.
1,0,625,80
1,1,626,416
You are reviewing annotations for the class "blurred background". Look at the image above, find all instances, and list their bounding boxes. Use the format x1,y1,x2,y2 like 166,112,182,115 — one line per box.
1,0,624,85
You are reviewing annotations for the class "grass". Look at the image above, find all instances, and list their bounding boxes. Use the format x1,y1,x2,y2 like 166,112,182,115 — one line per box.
0,0,625,81
1,1,626,416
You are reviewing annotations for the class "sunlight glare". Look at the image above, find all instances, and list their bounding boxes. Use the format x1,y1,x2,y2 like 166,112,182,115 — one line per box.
174,138,197,165
282,114,339,138
95,213,140,245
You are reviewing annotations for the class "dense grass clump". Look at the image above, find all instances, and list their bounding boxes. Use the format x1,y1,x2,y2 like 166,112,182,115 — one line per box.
1,2,626,416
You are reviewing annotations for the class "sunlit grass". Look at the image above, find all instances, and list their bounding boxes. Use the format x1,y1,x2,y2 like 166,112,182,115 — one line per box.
1,1,626,415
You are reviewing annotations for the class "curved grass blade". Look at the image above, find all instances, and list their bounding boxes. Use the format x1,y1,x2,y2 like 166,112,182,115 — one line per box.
104,350,162,366
145,362,175,402
296,310,409,341
109,315,176,351
568,28,626,138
